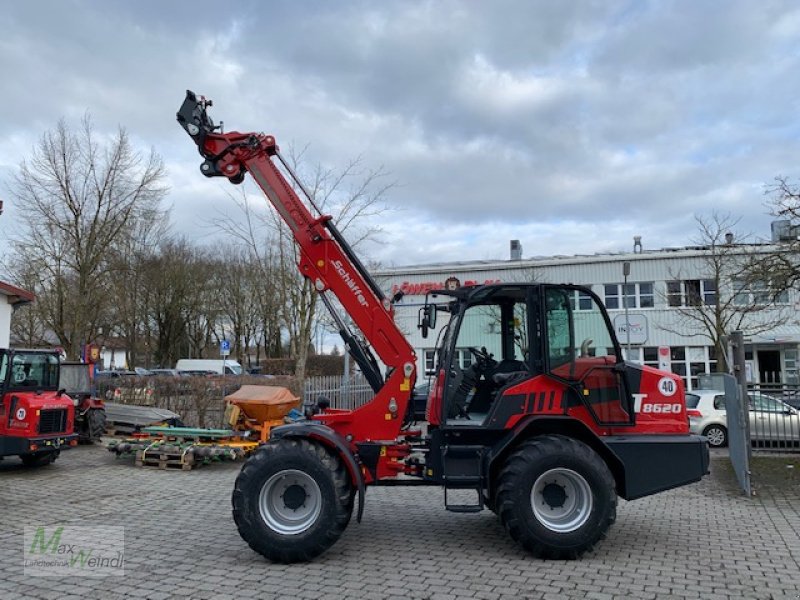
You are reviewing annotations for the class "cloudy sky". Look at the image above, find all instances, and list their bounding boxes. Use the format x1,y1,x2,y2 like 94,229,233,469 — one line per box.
1,0,799,268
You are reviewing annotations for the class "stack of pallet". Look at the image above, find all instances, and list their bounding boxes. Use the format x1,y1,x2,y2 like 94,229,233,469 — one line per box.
107,427,259,471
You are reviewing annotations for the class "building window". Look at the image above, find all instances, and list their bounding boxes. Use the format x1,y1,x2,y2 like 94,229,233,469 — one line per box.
568,289,594,311
454,348,473,370
668,279,717,307
623,346,661,366
424,350,436,375
733,279,789,306
424,348,472,375
423,348,472,376
604,282,654,309
664,345,716,390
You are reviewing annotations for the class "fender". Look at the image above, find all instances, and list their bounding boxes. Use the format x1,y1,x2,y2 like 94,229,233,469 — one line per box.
77,397,105,413
270,422,367,523
485,415,626,499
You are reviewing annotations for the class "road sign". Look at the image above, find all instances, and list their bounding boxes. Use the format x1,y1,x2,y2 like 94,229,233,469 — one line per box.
220,340,230,356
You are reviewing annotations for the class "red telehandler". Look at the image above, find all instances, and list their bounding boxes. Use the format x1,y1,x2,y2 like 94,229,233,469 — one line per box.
177,91,709,562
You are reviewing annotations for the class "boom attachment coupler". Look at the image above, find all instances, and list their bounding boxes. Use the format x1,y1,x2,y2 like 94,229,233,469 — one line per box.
177,90,273,184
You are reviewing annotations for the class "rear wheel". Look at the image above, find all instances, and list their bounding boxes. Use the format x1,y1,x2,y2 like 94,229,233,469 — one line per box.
496,435,616,559
232,439,353,563
703,424,728,448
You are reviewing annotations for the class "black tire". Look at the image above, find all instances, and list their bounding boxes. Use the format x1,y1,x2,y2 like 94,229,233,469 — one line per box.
231,439,353,563
496,435,616,559
702,424,728,448
21,451,58,467
86,408,107,442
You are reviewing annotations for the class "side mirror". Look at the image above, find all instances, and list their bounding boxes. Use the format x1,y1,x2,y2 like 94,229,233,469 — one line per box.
418,304,437,338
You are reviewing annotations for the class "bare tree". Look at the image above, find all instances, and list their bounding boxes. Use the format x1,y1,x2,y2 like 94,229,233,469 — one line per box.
7,264,49,347
758,176,800,288
213,244,266,367
106,206,170,367
142,239,213,367
657,213,791,371
9,115,167,358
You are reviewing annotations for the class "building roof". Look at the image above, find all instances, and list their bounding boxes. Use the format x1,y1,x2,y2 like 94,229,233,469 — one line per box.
0,280,35,306
375,242,783,277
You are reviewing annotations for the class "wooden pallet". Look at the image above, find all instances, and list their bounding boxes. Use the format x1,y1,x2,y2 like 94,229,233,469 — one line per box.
106,426,136,437
134,449,197,471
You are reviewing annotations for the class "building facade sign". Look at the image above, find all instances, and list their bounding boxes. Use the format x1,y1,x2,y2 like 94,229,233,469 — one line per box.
612,313,648,345
391,278,501,297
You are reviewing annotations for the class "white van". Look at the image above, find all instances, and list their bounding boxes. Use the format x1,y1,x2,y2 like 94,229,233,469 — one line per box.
175,359,243,375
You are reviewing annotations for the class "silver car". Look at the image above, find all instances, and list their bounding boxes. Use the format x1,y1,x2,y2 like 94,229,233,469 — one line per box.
687,389,800,448
748,391,800,446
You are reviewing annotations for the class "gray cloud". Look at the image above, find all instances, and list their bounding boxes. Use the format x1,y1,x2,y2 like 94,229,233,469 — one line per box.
1,0,798,268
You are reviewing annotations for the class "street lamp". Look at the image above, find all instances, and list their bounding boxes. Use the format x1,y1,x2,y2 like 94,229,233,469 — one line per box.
623,261,631,360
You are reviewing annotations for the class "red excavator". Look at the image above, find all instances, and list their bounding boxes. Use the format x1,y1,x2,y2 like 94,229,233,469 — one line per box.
177,91,709,562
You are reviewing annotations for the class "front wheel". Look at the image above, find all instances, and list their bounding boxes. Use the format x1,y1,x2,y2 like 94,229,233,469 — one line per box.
232,439,353,563
496,435,616,559
21,451,58,467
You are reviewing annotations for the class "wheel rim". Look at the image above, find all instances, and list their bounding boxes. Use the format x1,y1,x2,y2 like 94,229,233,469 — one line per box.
706,427,725,447
531,468,593,533
259,469,322,535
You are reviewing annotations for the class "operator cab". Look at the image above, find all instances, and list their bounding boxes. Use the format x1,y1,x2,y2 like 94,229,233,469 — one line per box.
0,350,60,392
422,284,632,428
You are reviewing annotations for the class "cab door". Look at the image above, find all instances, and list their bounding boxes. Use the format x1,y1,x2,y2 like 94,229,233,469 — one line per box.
543,285,635,426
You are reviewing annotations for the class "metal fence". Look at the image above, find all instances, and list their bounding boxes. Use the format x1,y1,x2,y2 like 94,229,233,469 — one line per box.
303,374,374,409
746,382,800,453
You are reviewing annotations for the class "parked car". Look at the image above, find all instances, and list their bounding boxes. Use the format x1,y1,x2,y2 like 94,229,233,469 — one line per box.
778,391,800,411
175,359,243,375
686,390,728,447
748,391,800,445
95,369,138,378
95,370,154,405
149,369,182,377
687,389,800,448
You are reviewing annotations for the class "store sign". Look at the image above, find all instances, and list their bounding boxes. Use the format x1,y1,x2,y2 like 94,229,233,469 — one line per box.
613,314,648,345
390,278,501,297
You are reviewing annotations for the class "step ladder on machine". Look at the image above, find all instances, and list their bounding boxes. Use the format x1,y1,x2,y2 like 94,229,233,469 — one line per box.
442,444,485,513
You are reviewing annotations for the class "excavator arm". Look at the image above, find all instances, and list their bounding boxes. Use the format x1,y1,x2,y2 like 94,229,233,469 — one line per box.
177,91,416,442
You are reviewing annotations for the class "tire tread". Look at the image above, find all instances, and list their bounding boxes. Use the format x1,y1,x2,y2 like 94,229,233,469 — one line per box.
496,435,616,559
232,438,352,563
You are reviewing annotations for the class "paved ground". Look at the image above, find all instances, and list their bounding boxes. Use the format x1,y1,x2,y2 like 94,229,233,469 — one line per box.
0,443,798,600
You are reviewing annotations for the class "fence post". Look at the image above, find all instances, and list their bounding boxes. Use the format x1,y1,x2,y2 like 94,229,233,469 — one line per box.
730,330,752,496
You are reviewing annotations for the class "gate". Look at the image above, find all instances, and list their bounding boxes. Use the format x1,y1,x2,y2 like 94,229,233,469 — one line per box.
746,381,800,453
725,332,753,495
304,374,374,409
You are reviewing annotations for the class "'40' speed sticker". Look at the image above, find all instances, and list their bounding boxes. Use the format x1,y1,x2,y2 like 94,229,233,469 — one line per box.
658,376,677,397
